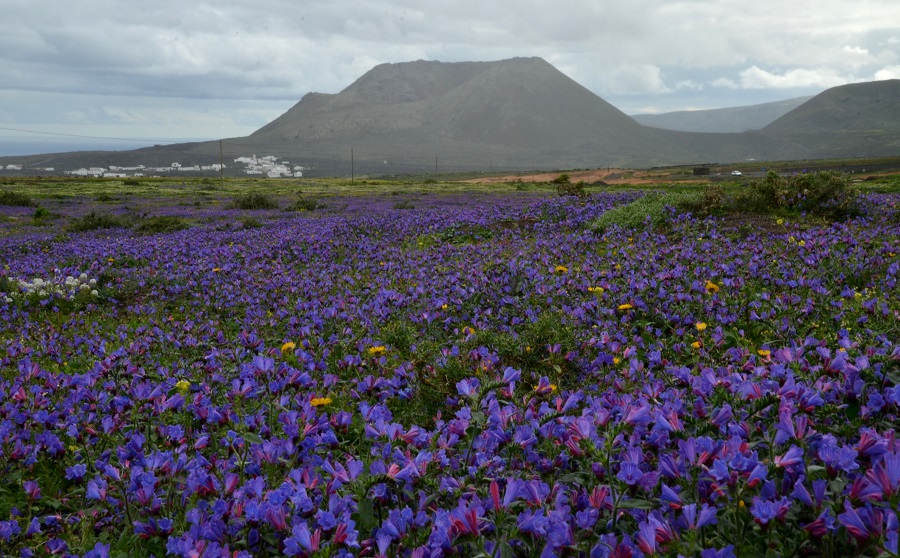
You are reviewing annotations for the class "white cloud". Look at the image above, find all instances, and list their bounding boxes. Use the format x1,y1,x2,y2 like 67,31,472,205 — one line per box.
602,64,672,95
842,45,869,56
875,65,900,80
674,80,703,91
711,78,738,89
737,66,852,89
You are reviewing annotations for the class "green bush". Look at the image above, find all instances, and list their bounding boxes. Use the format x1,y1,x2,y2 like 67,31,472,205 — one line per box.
735,171,860,219
393,200,415,210
66,212,127,232
0,190,36,207
590,191,702,232
288,197,321,212
240,217,263,229
228,193,279,210
32,207,51,221
136,216,190,234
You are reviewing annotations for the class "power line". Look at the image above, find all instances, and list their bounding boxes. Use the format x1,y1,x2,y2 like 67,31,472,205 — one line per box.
0,125,210,144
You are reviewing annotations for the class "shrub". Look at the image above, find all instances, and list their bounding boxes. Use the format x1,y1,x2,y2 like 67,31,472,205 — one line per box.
228,193,279,210
735,171,861,219
551,173,570,185
240,217,263,229
393,200,415,210
288,197,321,212
32,207,51,221
136,216,190,234
590,191,702,232
0,190,36,207
65,212,127,232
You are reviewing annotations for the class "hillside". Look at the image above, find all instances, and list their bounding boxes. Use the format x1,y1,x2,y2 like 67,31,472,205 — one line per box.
1,61,899,174
631,96,813,133
757,79,900,158
247,57,699,171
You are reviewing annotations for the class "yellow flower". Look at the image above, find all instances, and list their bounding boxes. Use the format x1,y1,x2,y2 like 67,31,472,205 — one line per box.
462,326,476,336
213,267,221,272
175,379,191,394
587,286,605,294
691,341,702,349
739,500,746,508
281,341,296,355
788,236,796,244
441,303,448,310
776,218,784,225
367,346,386,356
68,445,78,452
705,280,719,294
613,357,621,365
695,322,707,332
310,397,332,407
757,349,771,357
798,240,806,247
617,303,633,311
107,257,115,263
533,383,558,394
554,265,568,273
854,291,863,299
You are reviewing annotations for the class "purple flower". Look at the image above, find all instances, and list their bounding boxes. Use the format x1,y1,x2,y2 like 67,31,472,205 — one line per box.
865,450,900,498
774,445,804,469
838,500,871,541
22,480,40,500
683,503,717,529
617,461,645,486
84,543,111,558
750,496,790,525
65,463,87,482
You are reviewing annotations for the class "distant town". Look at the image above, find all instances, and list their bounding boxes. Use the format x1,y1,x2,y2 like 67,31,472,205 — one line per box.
1,154,305,178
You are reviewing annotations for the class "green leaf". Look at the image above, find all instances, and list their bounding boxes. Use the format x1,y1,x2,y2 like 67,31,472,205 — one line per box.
618,498,657,510
243,432,264,445
354,498,377,536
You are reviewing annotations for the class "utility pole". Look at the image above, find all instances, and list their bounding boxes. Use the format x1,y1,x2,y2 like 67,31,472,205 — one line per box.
435,155,438,175
351,148,354,183
219,140,224,188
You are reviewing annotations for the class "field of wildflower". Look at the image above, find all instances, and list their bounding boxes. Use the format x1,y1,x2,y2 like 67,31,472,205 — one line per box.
1,174,900,557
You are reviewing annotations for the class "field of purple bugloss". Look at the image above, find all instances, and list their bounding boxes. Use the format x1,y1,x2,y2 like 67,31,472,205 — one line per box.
1,188,900,557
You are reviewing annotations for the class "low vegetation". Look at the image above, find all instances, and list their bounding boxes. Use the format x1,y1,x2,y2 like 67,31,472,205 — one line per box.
0,170,899,557
0,190,36,207
228,192,279,210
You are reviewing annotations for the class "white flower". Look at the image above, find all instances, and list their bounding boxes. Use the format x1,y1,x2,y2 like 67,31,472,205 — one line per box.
79,273,88,282
90,290,99,297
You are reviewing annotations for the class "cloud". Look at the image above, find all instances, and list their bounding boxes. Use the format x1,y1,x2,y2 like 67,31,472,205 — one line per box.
601,64,672,95
674,80,703,91
3,0,900,143
875,65,900,80
737,66,852,89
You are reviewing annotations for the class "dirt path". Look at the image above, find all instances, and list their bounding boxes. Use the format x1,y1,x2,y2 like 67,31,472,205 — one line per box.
459,168,696,186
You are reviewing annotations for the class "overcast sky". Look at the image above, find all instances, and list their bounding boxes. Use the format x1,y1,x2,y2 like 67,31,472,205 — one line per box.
2,0,899,154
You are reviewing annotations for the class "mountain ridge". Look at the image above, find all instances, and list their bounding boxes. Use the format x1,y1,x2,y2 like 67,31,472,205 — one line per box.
2,58,899,174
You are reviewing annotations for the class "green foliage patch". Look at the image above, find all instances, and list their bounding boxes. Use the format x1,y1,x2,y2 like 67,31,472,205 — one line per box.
0,190,36,207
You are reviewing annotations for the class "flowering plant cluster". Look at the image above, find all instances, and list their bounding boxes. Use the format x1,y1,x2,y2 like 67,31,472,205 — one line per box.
0,190,899,557
2,270,99,304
